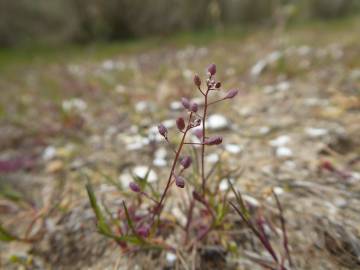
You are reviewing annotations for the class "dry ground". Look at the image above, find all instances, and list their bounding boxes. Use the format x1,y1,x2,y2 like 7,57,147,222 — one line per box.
0,18,359,269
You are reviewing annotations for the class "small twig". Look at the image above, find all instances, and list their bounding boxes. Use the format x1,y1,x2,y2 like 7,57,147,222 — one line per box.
273,190,293,267
229,201,279,264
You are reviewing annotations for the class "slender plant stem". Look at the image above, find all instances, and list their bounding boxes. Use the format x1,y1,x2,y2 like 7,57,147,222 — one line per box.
201,88,209,195
184,198,195,244
229,202,280,264
208,98,226,106
156,112,193,218
273,191,293,267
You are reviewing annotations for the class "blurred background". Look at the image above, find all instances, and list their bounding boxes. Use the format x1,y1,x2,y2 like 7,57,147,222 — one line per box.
0,1,359,269
0,0,359,47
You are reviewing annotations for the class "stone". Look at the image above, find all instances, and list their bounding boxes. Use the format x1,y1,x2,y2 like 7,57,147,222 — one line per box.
207,114,229,130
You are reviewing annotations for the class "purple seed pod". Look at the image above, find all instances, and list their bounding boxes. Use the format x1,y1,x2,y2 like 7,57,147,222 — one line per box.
180,156,192,169
175,176,185,188
204,136,223,145
194,74,201,87
193,129,203,139
136,225,150,237
176,117,185,131
190,102,198,113
157,123,168,138
215,82,221,88
208,64,216,76
181,97,190,109
225,89,239,99
129,182,141,193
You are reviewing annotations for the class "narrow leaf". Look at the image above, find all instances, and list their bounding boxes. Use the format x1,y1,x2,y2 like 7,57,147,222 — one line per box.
86,183,111,235
0,224,18,242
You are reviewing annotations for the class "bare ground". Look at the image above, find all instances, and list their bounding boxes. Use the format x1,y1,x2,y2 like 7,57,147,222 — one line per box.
0,19,359,269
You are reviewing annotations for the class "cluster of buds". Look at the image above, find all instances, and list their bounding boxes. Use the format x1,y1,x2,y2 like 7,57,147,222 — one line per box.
128,63,239,231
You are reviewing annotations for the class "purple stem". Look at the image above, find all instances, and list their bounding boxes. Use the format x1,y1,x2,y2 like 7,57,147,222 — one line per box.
155,112,193,219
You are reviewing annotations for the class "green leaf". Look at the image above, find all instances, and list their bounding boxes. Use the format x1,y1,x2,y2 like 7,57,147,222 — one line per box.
227,178,249,219
0,185,23,202
0,224,18,242
86,183,112,235
215,202,226,226
122,201,145,244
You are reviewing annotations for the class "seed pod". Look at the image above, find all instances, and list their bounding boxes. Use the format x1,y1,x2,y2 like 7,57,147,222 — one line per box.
175,176,185,188
136,225,150,237
176,117,185,131
204,136,223,145
190,102,198,113
208,64,216,76
180,156,192,169
194,74,201,87
225,89,238,99
157,123,168,138
181,97,190,109
129,182,141,193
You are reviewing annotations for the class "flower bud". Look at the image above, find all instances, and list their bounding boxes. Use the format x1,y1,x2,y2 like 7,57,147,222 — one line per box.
158,123,168,138
181,97,190,109
190,102,198,113
176,117,185,131
194,74,201,87
129,182,141,193
204,136,223,145
215,82,221,88
136,225,150,237
180,156,192,169
225,89,238,99
175,176,185,188
208,64,216,76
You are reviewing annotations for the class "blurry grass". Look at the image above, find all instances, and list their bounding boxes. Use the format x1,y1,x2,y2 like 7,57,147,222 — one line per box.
1,15,359,74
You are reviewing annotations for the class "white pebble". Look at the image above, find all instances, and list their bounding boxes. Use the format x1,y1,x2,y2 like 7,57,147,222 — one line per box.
276,146,293,158
250,59,267,77
305,127,328,138
259,126,270,135
132,166,158,182
219,178,234,191
224,144,243,154
118,173,132,188
62,98,87,112
277,81,290,92
155,147,167,159
273,187,284,195
243,195,260,207
43,146,56,161
166,252,177,264
135,101,149,112
269,135,290,147
170,101,182,111
207,114,229,130
153,158,167,167
206,153,219,163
